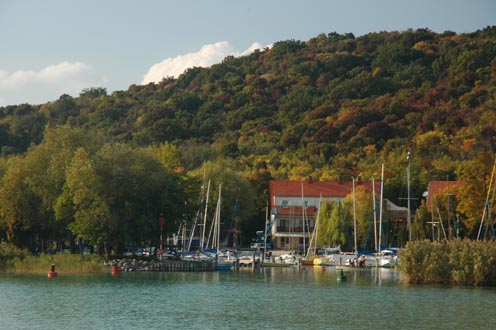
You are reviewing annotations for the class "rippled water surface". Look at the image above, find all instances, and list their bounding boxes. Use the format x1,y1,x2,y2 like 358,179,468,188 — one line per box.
1,267,495,330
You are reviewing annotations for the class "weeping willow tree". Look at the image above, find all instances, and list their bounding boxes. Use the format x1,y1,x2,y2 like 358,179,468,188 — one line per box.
317,185,376,251
317,200,347,248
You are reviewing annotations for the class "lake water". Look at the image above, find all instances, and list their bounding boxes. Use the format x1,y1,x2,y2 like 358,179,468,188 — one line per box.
0,267,495,330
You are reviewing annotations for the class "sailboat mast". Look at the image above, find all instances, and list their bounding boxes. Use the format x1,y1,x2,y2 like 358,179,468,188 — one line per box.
200,180,211,249
217,184,222,253
187,177,206,251
315,194,321,254
301,182,306,257
305,194,322,259
407,152,412,241
372,177,377,252
209,185,221,250
352,177,357,254
263,203,268,264
379,164,384,254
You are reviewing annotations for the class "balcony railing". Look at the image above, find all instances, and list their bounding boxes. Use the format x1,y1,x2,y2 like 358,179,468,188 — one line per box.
275,226,315,233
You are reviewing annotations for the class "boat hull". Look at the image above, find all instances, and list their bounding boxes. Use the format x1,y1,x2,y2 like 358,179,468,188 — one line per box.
215,263,233,271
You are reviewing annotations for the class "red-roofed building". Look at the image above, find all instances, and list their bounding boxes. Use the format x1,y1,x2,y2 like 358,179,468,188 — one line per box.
268,178,381,250
425,181,463,208
423,180,463,240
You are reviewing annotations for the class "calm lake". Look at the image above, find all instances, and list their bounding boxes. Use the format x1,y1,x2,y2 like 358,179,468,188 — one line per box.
0,267,494,330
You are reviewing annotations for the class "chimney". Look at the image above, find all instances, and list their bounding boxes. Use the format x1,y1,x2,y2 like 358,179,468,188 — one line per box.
337,175,343,184
308,176,313,183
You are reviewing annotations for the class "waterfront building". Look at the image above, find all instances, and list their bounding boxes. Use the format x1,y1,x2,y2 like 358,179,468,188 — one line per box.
425,180,463,208
424,180,464,240
268,177,380,251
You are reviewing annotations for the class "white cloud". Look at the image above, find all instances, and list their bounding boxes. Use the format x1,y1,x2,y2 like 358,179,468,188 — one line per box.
241,42,266,56
37,62,90,83
0,61,102,106
0,62,90,89
0,69,35,89
141,41,269,84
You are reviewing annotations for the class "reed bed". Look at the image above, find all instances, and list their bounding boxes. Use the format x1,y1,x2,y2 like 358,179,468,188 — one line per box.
399,239,496,286
0,242,105,273
13,254,105,274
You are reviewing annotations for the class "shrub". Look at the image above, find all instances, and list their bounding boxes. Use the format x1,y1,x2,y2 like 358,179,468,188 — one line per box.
0,242,27,271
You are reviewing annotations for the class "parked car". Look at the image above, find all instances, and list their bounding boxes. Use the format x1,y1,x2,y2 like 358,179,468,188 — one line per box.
238,255,261,267
141,247,155,256
250,242,274,249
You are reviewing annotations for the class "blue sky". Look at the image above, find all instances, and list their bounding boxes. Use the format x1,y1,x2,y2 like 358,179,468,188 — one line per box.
0,0,494,106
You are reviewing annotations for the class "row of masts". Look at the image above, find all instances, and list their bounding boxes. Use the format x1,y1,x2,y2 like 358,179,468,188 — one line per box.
303,164,387,257
183,179,224,254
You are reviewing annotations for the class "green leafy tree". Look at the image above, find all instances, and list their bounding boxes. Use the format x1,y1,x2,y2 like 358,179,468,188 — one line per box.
65,148,113,254
317,201,347,248
456,154,495,237
0,126,97,250
65,143,194,255
412,201,430,241
354,185,375,249
151,142,184,172
0,155,41,246
80,87,107,99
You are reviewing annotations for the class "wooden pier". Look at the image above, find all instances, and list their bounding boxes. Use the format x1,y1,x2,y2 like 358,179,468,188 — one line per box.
115,259,218,272
150,260,217,272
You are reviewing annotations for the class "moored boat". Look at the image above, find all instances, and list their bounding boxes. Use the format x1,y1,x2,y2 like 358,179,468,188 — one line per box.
361,249,398,268
301,255,326,265
319,252,357,267
215,262,233,271
274,253,298,265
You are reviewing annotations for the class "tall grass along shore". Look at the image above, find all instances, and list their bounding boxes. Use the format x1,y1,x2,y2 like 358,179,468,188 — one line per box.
0,242,104,273
399,239,496,286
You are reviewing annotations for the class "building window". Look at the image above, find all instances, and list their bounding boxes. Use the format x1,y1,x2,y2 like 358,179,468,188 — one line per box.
281,200,289,208
280,237,289,249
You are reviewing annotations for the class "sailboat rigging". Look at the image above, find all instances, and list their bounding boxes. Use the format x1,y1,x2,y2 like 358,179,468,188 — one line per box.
477,157,496,240
200,180,211,250
301,194,322,265
352,176,358,254
186,176,207,252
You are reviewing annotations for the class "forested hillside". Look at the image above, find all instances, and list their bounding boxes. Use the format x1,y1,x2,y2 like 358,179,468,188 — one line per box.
1,27,495,252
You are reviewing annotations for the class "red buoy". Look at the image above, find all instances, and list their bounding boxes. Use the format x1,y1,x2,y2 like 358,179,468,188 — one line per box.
111,262,121,275
47,264,57,277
